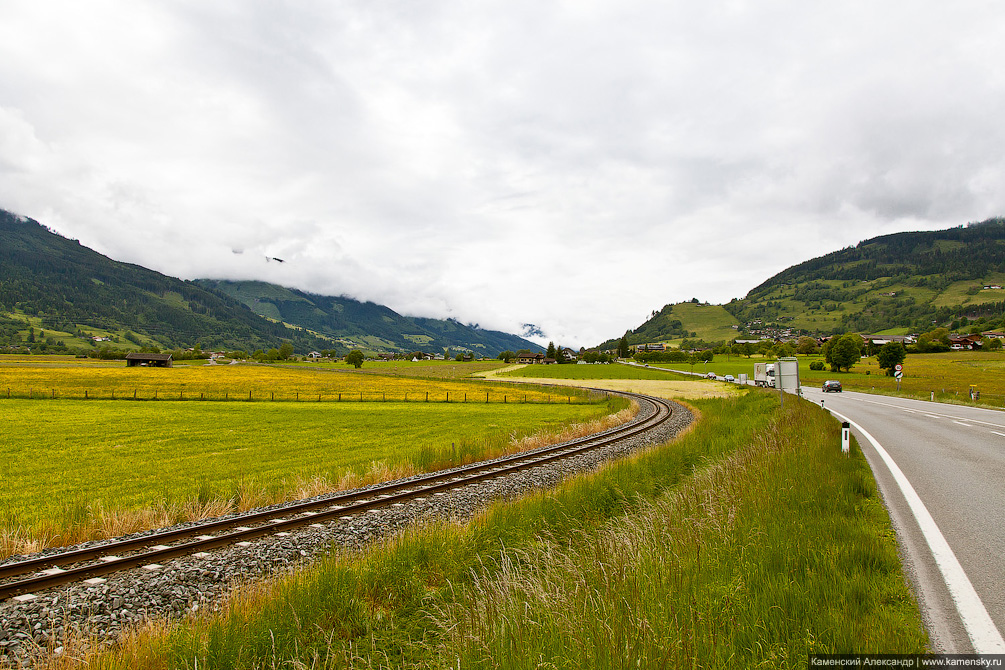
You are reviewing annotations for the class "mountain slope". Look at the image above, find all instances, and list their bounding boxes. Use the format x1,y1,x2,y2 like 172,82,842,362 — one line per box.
726,217,1005,335
0,211,541,356
0,210,328,352
598,217,1005,347
197,279,543,355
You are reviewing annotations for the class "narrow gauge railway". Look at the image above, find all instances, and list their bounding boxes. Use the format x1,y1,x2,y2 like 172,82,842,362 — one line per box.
0,391,674,602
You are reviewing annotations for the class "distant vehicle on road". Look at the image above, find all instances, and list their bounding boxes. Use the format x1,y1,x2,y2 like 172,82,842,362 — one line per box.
706,372,716,379
724,375,735,383
822,380,842,392
753,362,775,387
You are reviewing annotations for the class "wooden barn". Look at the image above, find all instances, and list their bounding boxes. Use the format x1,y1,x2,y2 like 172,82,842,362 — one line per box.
125,353,174,368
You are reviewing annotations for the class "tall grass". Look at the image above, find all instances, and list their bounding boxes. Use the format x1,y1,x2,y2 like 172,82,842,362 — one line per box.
69,391,925,669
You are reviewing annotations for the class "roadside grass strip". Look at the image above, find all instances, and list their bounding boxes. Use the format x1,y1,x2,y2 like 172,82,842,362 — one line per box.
81,392,927,669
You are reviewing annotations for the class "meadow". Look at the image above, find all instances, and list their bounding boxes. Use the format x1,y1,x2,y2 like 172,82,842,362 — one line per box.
0,398,624,559
78,392,927,669
501,362,691,380
0,360,576,403
0,358,626,558
647,350,1005,407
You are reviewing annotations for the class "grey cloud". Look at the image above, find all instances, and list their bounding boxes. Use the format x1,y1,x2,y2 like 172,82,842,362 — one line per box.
1,1,1004,347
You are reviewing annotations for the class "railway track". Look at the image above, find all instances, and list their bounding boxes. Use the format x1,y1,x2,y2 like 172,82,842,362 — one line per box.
0,391,673,602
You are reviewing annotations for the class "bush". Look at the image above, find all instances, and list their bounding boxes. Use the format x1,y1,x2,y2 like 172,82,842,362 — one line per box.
809,361,824,371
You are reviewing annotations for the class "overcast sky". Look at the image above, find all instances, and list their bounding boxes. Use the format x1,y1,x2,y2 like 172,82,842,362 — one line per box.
2,1,1004,347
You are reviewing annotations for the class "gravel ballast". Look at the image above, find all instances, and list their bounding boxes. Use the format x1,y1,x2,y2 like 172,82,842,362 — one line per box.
0,397,693,667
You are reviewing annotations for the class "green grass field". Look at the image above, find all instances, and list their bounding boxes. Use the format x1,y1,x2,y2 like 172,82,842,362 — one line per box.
501,363,688,380
0,397,622,557
90,392,927,668
648,350,1005,408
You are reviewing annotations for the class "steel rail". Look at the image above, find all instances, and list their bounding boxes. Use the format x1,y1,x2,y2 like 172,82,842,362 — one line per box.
1,391,673,600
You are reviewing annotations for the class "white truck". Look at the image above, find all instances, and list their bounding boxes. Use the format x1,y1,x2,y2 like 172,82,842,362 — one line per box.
753,362,775,387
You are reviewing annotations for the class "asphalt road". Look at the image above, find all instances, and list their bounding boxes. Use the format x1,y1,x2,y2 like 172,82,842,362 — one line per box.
800,385,1005,653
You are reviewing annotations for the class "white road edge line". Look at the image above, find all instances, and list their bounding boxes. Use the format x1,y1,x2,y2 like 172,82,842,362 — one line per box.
829,409,1005,654
991,431,1005,438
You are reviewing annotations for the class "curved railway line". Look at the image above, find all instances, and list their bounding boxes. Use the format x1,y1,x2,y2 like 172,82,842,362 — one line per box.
0,390,676,603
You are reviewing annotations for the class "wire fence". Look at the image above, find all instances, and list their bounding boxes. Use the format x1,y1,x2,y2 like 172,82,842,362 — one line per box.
3,387,609,405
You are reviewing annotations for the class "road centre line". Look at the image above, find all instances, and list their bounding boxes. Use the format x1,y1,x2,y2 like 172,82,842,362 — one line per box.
991,431,1005,438
828,409,1005,653
953,421,973,427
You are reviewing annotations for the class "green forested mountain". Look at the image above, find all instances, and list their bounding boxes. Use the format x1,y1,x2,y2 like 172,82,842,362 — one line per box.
598,217,1005,348
0,210,330,353
0,210,540,356
196,279,543,356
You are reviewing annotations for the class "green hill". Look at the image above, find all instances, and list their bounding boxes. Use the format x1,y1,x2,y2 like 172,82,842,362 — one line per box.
596,301,740,350
0,210,329,354
726,217,1005,336
598,217,1005,348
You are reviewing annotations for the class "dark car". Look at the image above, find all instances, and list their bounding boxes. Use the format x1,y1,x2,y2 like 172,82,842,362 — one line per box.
822,380,842,392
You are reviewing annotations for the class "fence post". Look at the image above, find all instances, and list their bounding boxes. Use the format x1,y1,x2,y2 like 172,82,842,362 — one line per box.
446,392,449,403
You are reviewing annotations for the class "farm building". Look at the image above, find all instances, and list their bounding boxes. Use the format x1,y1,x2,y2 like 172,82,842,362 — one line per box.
125,353,174,367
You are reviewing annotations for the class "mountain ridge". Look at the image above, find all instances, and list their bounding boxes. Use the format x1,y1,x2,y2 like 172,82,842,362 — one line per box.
0,210,542,356
598,217,1005,349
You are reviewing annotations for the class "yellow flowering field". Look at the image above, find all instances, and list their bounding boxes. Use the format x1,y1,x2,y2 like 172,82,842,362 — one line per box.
0,361,580,403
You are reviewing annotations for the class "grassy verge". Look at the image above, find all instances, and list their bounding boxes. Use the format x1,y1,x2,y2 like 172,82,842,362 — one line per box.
78,391,926,669
1,397,626,559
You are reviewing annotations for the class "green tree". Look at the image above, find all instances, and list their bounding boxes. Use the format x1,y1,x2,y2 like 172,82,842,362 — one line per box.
618,333,630,358
546,341,556,360
346,350,364,368
796,336,820,355
876,342,907,376
497,350,515,363
828,334,860,372
278,341,294,360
